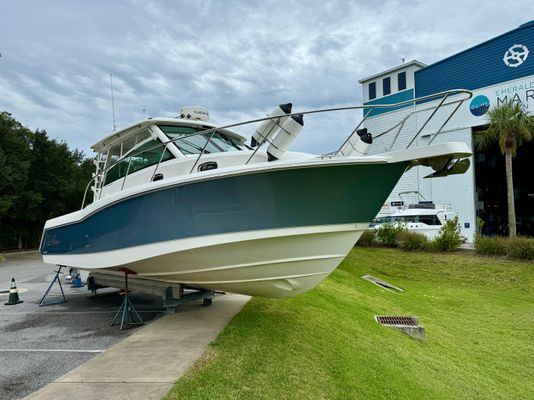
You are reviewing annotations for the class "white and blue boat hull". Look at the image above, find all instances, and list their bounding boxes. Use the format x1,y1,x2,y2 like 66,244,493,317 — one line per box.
41,160,407,297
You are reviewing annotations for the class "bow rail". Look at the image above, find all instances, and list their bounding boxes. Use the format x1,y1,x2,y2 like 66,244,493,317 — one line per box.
81,89,473,209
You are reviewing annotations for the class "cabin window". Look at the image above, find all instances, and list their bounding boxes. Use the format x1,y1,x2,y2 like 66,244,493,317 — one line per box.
418,215,442,226
105,144,122,171
368,82,376,100
376,214,441,225
104,130,152,171
158,125,243,155
121,130,151,156
104,138,173,185
398,72,407,91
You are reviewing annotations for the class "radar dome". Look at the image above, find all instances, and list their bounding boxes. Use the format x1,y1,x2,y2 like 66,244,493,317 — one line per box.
179,106,209,122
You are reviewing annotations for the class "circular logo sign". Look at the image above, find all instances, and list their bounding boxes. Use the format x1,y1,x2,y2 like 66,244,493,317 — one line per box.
503,44,529,68
469,95,490,116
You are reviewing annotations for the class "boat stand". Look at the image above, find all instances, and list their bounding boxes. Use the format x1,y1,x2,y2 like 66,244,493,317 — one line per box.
162,287,214,314
39,266,68,307
111,268,144,330
88,271,216,314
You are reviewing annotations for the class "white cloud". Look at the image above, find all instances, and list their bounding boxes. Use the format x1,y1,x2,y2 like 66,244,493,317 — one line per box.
0,0,531,154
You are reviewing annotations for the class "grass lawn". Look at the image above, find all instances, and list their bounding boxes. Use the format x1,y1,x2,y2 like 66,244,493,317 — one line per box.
165,248,533,400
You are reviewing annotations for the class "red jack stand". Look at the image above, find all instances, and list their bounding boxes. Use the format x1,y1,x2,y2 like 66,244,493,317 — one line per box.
111,268,144,330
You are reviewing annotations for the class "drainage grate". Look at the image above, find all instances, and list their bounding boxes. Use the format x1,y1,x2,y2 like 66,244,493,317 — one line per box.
362,275,404,292
375,316,419,326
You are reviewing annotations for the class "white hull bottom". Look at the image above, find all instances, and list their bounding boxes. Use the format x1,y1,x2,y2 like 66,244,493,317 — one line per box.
44,224,367,298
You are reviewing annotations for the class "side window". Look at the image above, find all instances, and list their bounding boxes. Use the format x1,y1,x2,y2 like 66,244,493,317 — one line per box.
398,72,407,91
105,144,121,170
383,77,391,96
129,139,173,174
419,215,442,225
104,158,129,185
104,130,152,172
122,130,151,156
104,138,173,185
368,82,376,100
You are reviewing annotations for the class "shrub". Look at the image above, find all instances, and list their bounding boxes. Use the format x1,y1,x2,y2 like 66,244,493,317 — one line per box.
474,235,508,256
397,231,429,251
430,216,462,252
508,237,534,260
375,223,406,247
356,230,376,247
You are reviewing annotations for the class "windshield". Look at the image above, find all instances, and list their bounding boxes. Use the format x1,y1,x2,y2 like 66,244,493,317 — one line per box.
158,125,244,155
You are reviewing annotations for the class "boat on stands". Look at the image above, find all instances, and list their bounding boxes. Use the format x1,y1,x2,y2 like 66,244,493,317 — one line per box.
40,90,473,297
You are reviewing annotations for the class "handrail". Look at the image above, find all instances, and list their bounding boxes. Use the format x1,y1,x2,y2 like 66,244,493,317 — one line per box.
334,107,374,157
189,129,218,173
244,117,286,165
150,142,170,182
406,93,449,148
120,156,134,191
427,100,464,145
80,89,473,209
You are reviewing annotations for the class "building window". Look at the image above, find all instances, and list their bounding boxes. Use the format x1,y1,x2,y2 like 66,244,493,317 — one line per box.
369,82,376,100
383,77,391,96
398,72,406,91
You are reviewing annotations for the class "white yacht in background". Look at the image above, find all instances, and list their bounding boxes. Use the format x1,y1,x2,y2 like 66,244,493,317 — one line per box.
40,91,473,298
371,202,456,239
371,191,457,239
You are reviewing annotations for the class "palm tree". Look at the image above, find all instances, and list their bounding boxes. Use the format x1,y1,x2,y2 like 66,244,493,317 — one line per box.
474,101,534,237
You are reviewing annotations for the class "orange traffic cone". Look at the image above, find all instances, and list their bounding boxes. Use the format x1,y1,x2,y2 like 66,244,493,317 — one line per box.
4,277,23,305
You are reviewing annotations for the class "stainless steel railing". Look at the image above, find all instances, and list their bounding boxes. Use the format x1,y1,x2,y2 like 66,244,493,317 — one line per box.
80,89,472,209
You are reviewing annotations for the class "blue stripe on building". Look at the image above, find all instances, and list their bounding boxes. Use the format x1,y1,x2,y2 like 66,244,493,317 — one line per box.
363,89,414,117
416,21,534,98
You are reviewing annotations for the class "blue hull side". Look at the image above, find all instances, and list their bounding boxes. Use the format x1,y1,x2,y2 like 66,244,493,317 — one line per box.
41,162,407,255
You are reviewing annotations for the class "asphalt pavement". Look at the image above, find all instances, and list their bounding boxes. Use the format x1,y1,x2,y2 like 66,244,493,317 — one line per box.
0,252,163,400
1,252,251,400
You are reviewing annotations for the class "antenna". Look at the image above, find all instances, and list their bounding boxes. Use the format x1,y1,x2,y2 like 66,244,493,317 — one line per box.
110,73,117,131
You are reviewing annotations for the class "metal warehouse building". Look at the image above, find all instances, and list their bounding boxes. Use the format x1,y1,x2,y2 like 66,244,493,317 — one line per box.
359,20,534,241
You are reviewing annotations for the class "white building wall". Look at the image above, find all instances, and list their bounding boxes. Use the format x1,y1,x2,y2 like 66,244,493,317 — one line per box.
363,75,534,241
361,64,423,102
366,106,421,210
406,66,417,89
362,84,369,103
417,129,476,241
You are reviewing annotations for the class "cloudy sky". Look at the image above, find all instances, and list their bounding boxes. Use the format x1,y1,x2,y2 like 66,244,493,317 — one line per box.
0,1,531,155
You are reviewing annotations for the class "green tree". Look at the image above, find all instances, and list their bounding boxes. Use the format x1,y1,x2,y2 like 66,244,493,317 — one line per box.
23,130,94,246
0,112,94,249
474,101,534,237
0,112,33,248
